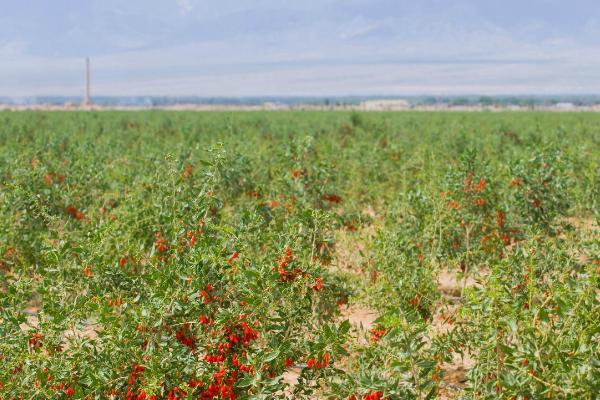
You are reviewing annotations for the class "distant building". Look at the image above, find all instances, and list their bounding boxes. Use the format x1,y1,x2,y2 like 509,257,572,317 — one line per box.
360,99,410,111
262,102,289,110
554,102,575,110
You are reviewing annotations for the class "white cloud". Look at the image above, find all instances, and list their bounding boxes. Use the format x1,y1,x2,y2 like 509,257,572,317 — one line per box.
0,40,28,56
176,0,193,15
339,17,380,40
1,0,600,96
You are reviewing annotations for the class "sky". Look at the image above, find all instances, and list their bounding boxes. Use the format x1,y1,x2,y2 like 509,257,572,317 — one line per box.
1,0,600,97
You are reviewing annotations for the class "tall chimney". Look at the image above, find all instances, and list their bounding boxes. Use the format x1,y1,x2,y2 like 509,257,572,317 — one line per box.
84,57,91,107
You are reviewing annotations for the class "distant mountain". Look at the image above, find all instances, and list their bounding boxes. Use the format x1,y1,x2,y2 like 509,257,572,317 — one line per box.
2,95,600,107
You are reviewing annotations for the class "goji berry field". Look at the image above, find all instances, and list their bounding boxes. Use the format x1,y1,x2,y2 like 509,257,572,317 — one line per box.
0,111,598,399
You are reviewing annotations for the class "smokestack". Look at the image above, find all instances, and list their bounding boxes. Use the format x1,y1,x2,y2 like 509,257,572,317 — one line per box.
83,57,91,107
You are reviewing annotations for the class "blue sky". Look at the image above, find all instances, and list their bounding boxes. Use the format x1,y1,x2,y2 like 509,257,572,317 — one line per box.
1,0,599,97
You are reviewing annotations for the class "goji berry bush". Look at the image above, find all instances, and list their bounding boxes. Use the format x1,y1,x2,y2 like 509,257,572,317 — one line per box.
0,111,598,399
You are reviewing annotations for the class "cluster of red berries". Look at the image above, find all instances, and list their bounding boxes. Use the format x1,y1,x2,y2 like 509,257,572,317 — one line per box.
290,168,304,178
154,232,169,253
369,327,386,342
348,390,384,400
66,205,86,220
199,283,216,304
107,297,124,307
176,314,261,399
182,163,193,179
227,251,239,264
463,175,486,194
276,247,304,282
47,383,74,396
175,323,197,350
27,367,75,396
322,194,342,204
28,332,43,350
306,352,331,369
447,175,487,211
313,277,324,291
43,172,65,185
125,363,154,400
183,229,201,247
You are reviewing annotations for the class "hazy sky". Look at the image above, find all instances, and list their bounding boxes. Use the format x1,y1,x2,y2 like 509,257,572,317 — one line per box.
1,0,600,97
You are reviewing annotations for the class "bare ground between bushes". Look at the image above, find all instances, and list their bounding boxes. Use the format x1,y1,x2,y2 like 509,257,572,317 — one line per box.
325,208,479,398
324,214,598,398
